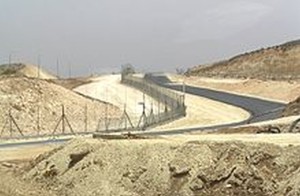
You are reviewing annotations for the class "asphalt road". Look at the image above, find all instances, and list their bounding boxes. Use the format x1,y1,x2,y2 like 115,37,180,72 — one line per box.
145,73,286,123
0,74,287,148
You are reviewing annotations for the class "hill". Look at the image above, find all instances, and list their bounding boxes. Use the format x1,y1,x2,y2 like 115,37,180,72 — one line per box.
0,63,56,79
282,96,300,117
0,76,121,136
187,39,300,80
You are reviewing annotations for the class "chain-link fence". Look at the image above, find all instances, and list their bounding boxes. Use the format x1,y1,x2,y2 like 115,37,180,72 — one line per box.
120,73,186,130
0,103,112,139
0,72,186,139
0,95,185,139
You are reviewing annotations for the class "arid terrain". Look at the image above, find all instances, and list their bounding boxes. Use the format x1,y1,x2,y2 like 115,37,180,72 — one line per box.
283,96,300,117
186,40,300,80
176,40,300,126
0,39,300,196
75,75,250,131
169,75,300,103
0,63,56,79
0,64,121,136
2,137,300,196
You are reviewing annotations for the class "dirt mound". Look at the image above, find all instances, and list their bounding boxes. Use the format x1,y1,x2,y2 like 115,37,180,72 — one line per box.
19,138,300,196
0,77,121,136
0,63,56,79
283,96,300,117
187,39,300,80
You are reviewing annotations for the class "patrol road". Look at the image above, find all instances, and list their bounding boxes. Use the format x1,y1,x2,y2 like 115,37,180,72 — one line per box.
0,74,287,148
145,73,286,124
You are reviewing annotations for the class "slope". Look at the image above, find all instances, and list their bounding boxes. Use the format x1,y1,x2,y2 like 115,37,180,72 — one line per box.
187,39,300,80
0,76,121,136
0,63,56,79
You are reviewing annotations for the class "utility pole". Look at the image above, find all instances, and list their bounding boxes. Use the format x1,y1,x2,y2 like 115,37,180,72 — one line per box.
37,55,41,135
56,58,60,78
84,104,88,132
182,80,186,106
105,87,109,131
8,54,11,66
137,93,147,130
37,55,41,78
89,64,93,77
68,62,72,78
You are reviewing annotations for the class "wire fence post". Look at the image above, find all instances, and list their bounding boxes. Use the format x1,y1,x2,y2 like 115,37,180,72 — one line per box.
84,104,88,132
52,105,74,135
37,105,40,135
62,105,65,134
4,108,24,137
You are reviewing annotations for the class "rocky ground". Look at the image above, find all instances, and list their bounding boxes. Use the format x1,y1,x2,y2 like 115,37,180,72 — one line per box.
1,137,300,196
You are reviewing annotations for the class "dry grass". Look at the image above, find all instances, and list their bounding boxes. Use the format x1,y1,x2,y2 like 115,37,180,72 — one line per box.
187,41,300,80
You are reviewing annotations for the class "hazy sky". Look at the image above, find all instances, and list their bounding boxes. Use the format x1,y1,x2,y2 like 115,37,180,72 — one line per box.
0,0,299,77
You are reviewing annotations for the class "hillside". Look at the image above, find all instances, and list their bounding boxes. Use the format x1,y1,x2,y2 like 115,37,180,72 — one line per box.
187,39,300,80
0,63,56,79
0,76,121,136
283,96,300,117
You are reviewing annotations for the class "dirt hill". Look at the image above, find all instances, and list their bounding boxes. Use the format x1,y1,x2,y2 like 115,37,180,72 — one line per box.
283,96,300,117
11,138,300,196
187,39,300,80
0,76,121,136
0,63,56,79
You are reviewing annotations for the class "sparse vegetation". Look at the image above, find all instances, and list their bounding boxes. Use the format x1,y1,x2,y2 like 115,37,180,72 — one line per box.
186,39,300,80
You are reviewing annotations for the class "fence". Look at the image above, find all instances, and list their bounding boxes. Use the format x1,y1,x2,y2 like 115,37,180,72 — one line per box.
120,73,186,130
0,72,186,139
0,102,117,139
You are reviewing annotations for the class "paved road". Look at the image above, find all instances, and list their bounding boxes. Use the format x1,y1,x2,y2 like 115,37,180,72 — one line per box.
0,138,69,148
145,73,286,123
0,74,287,148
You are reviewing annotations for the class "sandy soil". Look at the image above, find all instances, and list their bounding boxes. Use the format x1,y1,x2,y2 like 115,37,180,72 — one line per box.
154,91,249,130
75,75,250,131
2,137,298,196
169,74,300,103
74,75,163,127
170,133,300,146
0,144,57,162
0,77,121,136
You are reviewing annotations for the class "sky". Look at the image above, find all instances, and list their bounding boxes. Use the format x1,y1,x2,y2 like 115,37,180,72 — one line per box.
0,0,299,77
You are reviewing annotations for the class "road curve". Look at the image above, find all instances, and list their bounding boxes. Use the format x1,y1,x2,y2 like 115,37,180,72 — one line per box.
0,74,287,148
145,73,286,124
